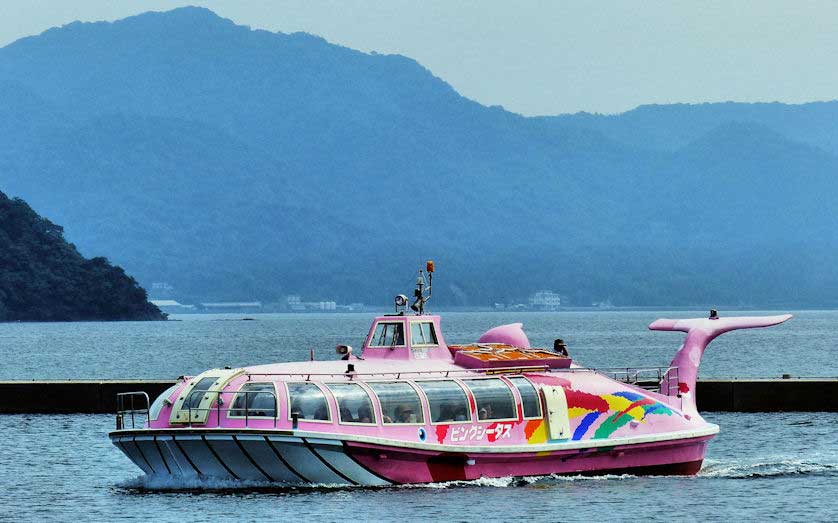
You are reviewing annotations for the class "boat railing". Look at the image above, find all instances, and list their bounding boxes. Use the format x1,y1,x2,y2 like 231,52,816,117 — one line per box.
116,391,150,430
244,365,552,381
243,365,680,392
184,389,279,429
586,366,680,394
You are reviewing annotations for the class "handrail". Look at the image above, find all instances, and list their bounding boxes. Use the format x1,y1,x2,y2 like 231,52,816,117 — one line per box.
243,364,680,400
184,389,278,428
244,365,678,382
245,365,552,381
116,391,150,430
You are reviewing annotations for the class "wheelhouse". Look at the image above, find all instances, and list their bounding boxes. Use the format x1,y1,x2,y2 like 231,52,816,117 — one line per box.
361,315,451,361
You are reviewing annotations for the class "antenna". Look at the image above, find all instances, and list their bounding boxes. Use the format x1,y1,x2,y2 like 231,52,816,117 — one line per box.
410,260,434,315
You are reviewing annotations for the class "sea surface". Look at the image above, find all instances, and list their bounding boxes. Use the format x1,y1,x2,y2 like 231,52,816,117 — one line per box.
1,311,836,521
1,310,836,380
1,412,835,522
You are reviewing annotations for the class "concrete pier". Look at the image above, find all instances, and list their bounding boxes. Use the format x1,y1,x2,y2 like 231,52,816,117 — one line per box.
0,378,835,414
0,380,174,414
696,378,837,412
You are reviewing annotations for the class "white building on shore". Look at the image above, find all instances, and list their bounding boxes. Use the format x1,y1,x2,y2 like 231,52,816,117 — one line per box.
529,290,561,311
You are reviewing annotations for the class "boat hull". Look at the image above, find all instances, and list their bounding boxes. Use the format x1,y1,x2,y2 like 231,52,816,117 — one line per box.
110,430,712,486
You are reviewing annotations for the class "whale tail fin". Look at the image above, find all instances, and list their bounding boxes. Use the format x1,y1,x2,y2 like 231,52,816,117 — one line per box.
649,313,792,414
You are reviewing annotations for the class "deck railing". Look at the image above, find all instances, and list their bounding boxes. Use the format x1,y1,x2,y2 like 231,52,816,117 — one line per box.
243,364,680,394
244,365,551,381
116,391,150,430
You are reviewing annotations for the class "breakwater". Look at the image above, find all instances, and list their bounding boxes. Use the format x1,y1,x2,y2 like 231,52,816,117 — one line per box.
0,378,835,414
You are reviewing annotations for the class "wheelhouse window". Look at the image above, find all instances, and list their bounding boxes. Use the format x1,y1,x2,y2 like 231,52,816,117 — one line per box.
508,377,542,419
368,382,424,424
185,377,219,410
326,383,376,424
287,382,330,421
230,382,276,418
464,378,516,421
416,380,470,423
410,321,438,346
369,321,405,347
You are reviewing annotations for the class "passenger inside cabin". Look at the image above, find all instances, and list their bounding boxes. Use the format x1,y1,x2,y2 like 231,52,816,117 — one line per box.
357,404,373,424
288,382,331,421
438,404,455,422
314,405,329,420
453,405,468,421
401,409,415,423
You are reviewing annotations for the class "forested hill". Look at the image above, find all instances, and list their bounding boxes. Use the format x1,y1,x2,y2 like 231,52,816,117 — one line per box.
0,192,165,321
0,7,836,307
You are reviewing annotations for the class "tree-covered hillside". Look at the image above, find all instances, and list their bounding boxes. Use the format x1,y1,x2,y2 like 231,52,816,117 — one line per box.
0,192,165,321
0,7,836,307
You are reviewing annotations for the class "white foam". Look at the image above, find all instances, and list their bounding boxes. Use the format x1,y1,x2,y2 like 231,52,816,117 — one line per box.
698,457,836,479
117,474,349,491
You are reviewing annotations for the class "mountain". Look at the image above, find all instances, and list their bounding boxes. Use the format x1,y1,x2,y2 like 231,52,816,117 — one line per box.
0,191,165,321
547,101,838,155
0,7,836,307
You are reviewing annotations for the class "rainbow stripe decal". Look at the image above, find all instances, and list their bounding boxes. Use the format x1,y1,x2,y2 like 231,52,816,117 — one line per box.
564,389,674,440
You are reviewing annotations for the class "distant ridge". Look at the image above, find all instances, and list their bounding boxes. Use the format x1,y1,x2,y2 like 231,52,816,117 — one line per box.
0,7,836,307
0,192,165,321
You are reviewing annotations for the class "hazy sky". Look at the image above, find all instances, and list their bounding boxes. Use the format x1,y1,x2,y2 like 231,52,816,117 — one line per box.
1,1,837,116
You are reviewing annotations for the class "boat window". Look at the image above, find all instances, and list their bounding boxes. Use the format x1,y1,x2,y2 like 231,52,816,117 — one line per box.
185,376,219,410
508,377,542,419
464,378,516,421
230,382,276,417
148,384,179,421
369,321,405,347
368,382,424,424
416,380,471,423
287,382,331,421
326,383,377,424
410,321,438,346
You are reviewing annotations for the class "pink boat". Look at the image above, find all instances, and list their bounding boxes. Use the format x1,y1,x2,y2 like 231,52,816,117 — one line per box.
110,264,792,485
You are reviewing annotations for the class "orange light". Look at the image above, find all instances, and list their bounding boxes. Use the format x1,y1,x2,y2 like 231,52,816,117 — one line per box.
426,260,435,273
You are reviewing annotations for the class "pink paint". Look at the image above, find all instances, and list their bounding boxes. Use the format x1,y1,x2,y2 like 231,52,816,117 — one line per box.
478,323,531,348
649,314,792,415
346,435,713,483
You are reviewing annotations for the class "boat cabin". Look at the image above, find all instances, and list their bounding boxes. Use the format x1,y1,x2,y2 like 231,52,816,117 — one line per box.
360,314,452,361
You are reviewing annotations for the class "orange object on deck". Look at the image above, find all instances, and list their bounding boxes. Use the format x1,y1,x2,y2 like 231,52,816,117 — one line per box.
449,343,571,369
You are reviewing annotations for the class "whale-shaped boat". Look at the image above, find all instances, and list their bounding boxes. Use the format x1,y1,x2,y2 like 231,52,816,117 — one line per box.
110,264,791,485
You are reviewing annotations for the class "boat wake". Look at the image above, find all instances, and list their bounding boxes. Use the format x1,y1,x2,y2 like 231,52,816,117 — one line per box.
117,472,640,493
117,475,353,493
115,455,836,493
698,457,837,479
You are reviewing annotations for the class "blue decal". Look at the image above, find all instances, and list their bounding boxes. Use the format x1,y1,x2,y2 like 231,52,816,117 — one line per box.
612,391,644,401
418,427,427,442
573,411,600,440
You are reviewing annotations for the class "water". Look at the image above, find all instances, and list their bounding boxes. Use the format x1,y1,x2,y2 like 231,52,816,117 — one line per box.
1,310,835,380
1,412,835,521
1,311,836,521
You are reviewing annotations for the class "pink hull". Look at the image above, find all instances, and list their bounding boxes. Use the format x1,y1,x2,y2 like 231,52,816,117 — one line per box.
347,435,712,483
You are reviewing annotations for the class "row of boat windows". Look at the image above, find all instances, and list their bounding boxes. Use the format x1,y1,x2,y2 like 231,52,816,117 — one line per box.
226,377,542,424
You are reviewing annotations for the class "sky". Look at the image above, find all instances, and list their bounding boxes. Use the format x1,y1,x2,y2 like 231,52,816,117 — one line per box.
1,1,837,116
